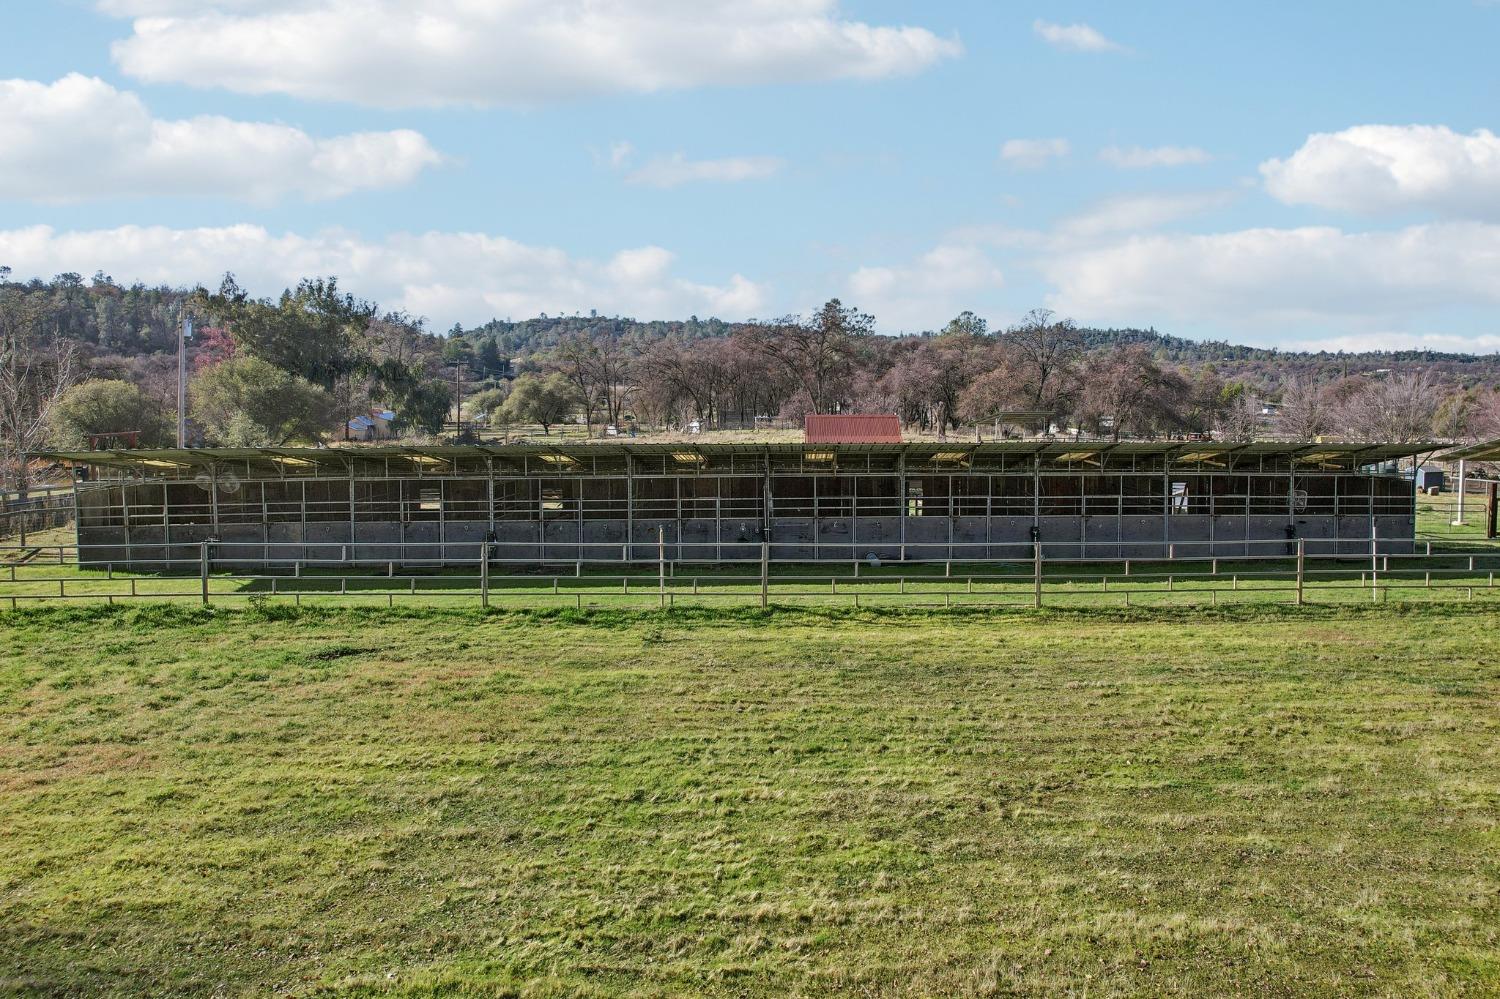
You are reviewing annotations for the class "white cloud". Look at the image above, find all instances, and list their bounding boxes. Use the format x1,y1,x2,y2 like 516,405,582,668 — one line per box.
849,243,1003,330
0,74,441,203
1044,222,1500,327
105,0,962,109
1000,138,1069,170
1056,191,1236,239
1261,124,1500,217
1032,19,1123,53
1287,331,1500,353
608,141,634,169
0,224,766,326
1099,145,1212,168
625,153,784,188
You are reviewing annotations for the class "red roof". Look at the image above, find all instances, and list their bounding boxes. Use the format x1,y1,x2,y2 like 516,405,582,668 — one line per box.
804,413,902,444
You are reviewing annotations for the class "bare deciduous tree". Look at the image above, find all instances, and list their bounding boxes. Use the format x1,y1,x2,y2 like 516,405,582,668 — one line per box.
1213,392,1262,442
1275,377,1334,439
637,337,736,429
1431,388,1477,440
1470,388,1500,441
552,332,635,434
740,299,873,415
1336,372,1438,443
1000,308,1082,421
1077,344,1187,440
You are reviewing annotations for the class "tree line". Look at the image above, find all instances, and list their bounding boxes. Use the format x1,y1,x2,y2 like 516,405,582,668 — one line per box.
6,267,1500,494
462,303,1500,448
2,271,459,492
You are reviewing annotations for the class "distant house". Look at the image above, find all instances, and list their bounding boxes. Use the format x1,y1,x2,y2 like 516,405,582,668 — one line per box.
346,409,398,442
804,413,902,444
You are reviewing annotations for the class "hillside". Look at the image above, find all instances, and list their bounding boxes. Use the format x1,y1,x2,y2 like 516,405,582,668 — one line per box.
6,273,1497,387
458,313,1500,386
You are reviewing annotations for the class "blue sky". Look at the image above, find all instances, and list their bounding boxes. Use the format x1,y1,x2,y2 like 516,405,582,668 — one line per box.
2,1,1499,350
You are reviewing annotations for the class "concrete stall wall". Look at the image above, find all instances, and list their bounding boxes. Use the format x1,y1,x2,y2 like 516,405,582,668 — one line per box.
71,466,1418,567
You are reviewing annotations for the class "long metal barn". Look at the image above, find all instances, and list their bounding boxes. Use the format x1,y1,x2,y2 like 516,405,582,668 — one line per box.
42,441,1432,567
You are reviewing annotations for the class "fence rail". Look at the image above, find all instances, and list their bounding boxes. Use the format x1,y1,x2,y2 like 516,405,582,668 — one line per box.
4,536,1500,611
0,493,74,543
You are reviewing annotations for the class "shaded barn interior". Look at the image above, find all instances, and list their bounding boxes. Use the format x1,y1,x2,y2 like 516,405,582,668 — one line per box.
45,442,1430,567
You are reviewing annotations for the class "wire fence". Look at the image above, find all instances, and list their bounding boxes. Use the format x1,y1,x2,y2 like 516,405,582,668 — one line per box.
0,492,75,544
4,537,1500,611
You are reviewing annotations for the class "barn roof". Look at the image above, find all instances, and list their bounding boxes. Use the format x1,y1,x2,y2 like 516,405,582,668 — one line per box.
804,413,902,444
1441,438,1500,462
32,440,1443,479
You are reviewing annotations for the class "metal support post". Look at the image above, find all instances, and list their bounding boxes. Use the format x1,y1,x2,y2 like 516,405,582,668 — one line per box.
1296,539,1304,606
200,540,210,605
1033,541,1043,609
658,527,666,608
1454,459,1467,525
760,541,769,608
480,542,490,608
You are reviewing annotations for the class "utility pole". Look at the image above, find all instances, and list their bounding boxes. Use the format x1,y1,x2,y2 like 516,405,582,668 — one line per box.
177,315,192,447
452,360,464,439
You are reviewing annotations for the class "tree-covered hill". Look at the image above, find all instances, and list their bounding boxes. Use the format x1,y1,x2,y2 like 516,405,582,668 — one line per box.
454,311,1500,387
5,271,1495,388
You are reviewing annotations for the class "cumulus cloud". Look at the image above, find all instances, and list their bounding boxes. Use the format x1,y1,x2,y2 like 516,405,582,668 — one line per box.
1261,124,1500,217
1099,145,1212,168
0,224,766,327
0,74,441,202
1000,138,1069,169
625,153,784,188
105,0,962,109
848,243,1004,330
1043,221,1500,326
1032,19,1123,52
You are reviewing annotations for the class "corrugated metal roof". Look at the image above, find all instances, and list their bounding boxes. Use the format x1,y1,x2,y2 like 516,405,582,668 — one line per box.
1440,438,1500,461
31,439,1443,476
804,413,902,444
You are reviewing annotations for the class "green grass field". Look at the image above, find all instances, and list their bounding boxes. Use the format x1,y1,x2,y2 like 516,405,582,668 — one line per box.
2,604,1497,996
1417,489,1498,540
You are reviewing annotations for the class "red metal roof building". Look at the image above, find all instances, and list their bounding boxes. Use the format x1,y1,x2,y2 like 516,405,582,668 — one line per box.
804,413,902,444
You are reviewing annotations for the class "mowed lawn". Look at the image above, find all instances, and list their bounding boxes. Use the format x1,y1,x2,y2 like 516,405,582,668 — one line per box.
1,606,1497,997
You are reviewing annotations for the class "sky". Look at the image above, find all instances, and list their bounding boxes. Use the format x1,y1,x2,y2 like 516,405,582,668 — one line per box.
2,1,1499,351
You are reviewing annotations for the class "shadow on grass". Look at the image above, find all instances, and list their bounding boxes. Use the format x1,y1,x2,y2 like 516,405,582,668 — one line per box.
2,595,1495,633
